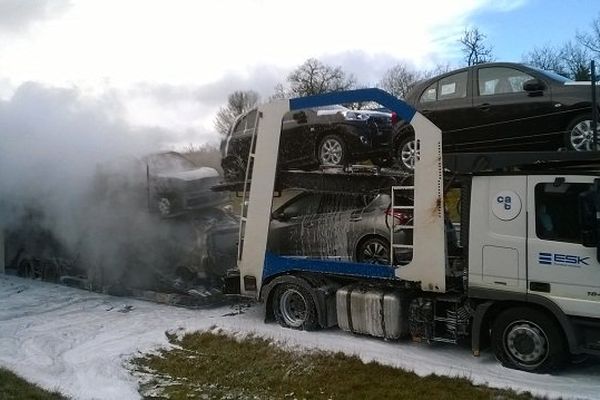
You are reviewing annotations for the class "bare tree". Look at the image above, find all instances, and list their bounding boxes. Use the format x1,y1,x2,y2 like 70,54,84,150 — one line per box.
459,27,494,66
378,63,421,98
214,90,259,136
276,58,356,98
576,13,600,56
561,41,591,80
523,45,568,76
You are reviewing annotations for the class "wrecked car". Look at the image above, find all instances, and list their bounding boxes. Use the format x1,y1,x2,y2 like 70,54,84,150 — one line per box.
220,106,395,182
145,151,227,217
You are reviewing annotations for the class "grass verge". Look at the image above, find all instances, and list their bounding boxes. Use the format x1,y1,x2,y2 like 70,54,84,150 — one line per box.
133,330,534,400
0,367,67,400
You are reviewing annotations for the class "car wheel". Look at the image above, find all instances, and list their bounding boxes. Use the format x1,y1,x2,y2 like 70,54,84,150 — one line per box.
318,134,346,166
565,115,600,151
272,283,318,330
491,307,567,372
356,236,391,265
17,259,35,278
396,134,418,172
157,197,173,217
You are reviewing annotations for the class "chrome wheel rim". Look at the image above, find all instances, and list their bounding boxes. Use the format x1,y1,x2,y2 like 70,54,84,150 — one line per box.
503,321,549,368
570,120,599,151
157,198,171,216
279,289,307,328
361,240,390,264
320,138,343,165
400,139,418,170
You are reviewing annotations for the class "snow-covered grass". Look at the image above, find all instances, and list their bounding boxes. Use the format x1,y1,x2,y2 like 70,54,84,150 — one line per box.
1,275,600,400
133,331,534,400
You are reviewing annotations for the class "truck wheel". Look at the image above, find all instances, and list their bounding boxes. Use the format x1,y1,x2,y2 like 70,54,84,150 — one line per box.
491,307,567,372
272,283,318,330
318,134,346,167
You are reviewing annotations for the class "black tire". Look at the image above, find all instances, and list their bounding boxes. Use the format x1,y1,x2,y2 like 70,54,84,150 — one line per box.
564,114,598,152
491,307,567,373
395,134,417,173
272,283,318,330
356,236,391,265
17,259,34,278
317,134,346,167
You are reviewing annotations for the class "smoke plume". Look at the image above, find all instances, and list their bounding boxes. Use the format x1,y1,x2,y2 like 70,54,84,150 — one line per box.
0,82,216,290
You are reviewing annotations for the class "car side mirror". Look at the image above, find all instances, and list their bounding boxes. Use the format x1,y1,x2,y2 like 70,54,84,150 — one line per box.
523,79,546,93
272,210,289,221
292,111,308,124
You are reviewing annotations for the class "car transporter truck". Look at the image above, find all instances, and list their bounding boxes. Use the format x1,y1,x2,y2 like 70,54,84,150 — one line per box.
219,88,600,373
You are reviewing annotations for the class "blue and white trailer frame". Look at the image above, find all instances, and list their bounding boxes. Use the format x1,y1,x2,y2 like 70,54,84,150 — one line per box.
236,88,446,298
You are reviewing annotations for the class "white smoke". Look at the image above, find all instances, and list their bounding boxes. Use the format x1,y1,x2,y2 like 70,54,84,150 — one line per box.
0,82,214,289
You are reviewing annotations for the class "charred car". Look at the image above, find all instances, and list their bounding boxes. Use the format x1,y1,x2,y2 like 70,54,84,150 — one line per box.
146,152,226,217
220,106,395,182
394,62,600,170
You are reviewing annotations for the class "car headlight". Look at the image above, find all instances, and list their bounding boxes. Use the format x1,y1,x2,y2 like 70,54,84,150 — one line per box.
343,111,367,121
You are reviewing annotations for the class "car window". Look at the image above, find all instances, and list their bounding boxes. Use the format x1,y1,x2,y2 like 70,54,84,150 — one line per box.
282,194,321,218
232,115,246,136
318,194,368,214
535,182,591,243
437,71,468,100
420,82,437,103
478,67,534,96
245,110,258,131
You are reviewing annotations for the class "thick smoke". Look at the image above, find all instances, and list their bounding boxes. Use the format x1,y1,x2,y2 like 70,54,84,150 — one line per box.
0,82,216,291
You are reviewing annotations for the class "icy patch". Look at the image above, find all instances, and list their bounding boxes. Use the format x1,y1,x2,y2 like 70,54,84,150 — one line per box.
1,275,600,400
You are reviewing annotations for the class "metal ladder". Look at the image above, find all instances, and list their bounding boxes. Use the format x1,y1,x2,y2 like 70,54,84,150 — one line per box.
390,185,414,265
237,113,261,262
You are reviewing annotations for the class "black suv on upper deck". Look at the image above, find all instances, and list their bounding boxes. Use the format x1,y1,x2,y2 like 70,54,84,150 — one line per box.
394,62,600,171
220,105,394,181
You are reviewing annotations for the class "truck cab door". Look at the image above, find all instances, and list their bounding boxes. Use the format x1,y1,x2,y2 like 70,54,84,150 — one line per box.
527,176,600,318
468,176,528,294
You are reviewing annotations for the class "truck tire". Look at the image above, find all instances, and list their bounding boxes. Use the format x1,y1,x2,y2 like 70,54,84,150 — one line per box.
491,307,567,372
272,282,318,331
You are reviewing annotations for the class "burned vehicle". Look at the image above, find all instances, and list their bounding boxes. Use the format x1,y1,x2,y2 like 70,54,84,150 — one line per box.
146,152,226,217
220,106,395,182
394,62,600,170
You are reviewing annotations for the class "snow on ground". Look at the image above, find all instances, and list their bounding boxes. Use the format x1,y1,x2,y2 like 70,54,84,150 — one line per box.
1,275,600,400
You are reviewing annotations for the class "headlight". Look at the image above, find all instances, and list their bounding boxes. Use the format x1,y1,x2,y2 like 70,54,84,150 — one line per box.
343,111,367,121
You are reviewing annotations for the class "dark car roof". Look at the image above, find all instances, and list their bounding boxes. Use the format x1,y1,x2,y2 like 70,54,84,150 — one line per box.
406,62,568,105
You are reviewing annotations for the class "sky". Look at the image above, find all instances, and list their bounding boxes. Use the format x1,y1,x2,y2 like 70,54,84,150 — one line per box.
0,0,598,148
